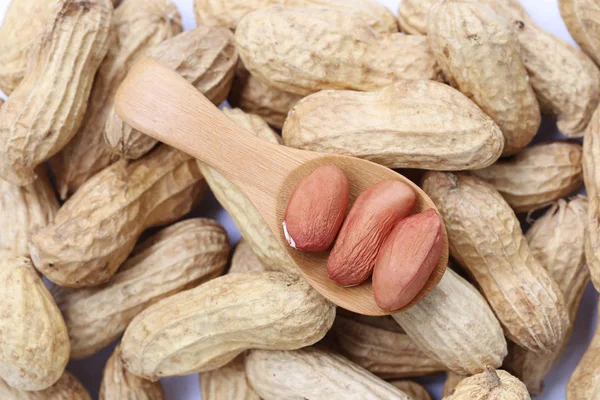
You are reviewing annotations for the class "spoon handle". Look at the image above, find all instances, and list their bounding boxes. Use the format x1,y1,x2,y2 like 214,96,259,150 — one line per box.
115,58,301,208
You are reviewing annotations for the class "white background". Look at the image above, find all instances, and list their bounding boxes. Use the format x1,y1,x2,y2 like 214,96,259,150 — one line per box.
0,0,596,399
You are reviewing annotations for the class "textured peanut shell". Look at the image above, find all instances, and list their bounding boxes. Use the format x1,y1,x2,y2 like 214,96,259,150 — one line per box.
236,7,440,96
427,1,540,156
100,344,164,400
560,0,600,66
121,272,335,380
229,63,301,129
0,372,90,400
194,0,398,33
104,25,237,160
397,0,434,34
0,0,112,186
473,142,583,213
50,0,182,199
30,145,206,288
504,197,589,395
0,0,56,95
332,315,446,379
567,302,600,399
584,106,600,290
282,80,503,170
392,268,506,375
245,348,411,400
397,0,600,137
0,169,59,257
230,239,267,274
389,381,431,400
443,372,466,397
422,172,569,354
0,257,69,391
53,218,228,359
200,355,260,400
198,108,297,275
445,367,530,400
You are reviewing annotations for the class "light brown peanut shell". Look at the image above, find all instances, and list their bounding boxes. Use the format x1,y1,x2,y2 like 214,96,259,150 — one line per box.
0,0,112,186
50,0,182,199
392,268,506,375
0,372,90,400
504,196,589,395
236,7,440,97
100,344,164,400
228,63,301,129
472,142,583,213
397,0,434,34
30,145,206,288
584,105,600,290
198,108,297,275
104,25,237,160
389,381,431,400
53,218,228,359
332,314,446,379
0,168,59,257
422,172,569,354
445,367,530,400
393,0,600,137
559,0,600,66
0,257,69,391
427,0,540,156
200,354,260,400
121,272,335,380
567,301,600,399
245,348,411,400
443,372,466,397
230,238,267,274
194,0,398,33
282,80,503,170
0,0,56,95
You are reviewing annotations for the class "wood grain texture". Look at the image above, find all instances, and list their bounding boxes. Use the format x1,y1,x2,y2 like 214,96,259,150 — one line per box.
114,58,449,316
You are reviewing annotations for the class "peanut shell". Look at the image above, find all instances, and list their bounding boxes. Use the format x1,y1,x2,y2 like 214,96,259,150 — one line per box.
567,301,600,399
236,7,440,96
473,142,583,213
396,0,600,137
50,0,182,199
0,168,59,257
245,348,411,400
0,0,112,186
559,0,600,66
120,272,335,380
389,381,432,400
422,172,569,354
0,372,90,400
0,257,69,391
444,367,530,400
0,0,56,94
194,0,398,33
397,0,434,34
53,218,228,359
392,268,506,375
428,0,540,156
200,355,260,400
228,63,301,129
198,108,297,275
105,25,237,160
31,145,206,288
100,344,164,400
584,105,600,290
229,239,267,274
282,80,503,170
504,197,589,395
443,372,466,397
332,315,446,379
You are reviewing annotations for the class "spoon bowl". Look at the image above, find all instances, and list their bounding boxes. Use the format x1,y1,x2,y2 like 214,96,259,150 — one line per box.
115,58,448,315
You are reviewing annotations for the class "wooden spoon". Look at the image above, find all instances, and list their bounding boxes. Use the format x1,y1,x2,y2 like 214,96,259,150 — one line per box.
114,58,448,316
